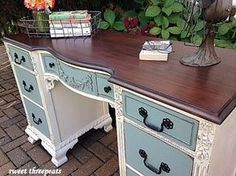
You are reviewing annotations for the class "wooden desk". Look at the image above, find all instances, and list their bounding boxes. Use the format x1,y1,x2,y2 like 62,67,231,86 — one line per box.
3,31,236,176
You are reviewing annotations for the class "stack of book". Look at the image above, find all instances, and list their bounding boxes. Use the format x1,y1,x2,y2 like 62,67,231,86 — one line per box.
139,41,172,61
49,10,92,38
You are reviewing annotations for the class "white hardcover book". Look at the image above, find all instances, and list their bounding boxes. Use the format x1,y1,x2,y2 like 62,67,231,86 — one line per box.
49,22,91,28
139,41,172,61
50,27,91,38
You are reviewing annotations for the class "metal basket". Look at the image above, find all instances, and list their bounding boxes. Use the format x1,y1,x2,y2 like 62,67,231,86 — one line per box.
17,11,101,38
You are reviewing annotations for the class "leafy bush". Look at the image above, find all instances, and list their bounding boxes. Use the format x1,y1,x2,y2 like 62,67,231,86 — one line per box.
99,0,235,50
215,18,236,50
99,9,125,31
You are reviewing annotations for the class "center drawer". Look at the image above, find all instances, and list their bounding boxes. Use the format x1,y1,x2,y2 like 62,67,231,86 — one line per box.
123,92,199,150
125,123,193,176
41,54,98,96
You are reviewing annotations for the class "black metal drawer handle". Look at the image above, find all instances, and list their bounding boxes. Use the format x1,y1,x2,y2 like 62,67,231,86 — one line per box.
139,149,170,175
138,107,174,132
14,53,26,65
104,86,111,93
32,113,42,125
22,80,34,92
49,62,55,68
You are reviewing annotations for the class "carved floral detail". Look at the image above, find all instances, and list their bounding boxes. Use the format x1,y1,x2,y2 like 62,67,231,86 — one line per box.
195,121,215,163
31,56,38,76
114,85,123,118
57,62,94,92
45,76,58,90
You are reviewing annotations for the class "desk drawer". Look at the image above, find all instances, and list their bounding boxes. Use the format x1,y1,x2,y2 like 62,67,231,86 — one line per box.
123,92,198,150
24,98,50,138
127,168,139,176
14,65,42,106
125,123,193,176
8,45,33,71
97,74,114,100
41,54,59,75
41,54,97,96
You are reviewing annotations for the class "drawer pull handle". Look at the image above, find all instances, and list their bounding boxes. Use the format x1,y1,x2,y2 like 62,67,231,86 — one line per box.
138,107,174,132
14,53,26,65
139,149,170,175
32,113,42,125
49,63,55,68
22,80,34,92
104,86,111,93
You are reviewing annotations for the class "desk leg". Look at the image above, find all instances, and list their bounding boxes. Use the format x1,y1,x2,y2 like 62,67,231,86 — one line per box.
41,138,78,167
94,113,113,132
25,126,40,144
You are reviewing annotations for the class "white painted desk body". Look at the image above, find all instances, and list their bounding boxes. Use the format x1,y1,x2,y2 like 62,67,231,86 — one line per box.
3,31,236,176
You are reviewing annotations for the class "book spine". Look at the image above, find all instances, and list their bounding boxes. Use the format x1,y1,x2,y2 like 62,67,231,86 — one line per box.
50,27,91,38
49,11,88,21
49,22,91,28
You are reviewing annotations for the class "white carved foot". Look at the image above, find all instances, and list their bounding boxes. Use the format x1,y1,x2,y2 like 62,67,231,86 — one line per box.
104,124,113,132
25,126,40,144
28,136,39,144
94,114,113,133
51,155,68,167
41,138,78,167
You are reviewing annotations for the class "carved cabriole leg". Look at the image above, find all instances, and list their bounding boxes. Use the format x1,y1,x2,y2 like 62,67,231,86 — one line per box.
193,120,216,176
114,85,126,176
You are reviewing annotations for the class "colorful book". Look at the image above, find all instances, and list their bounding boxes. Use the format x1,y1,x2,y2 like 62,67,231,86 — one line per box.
49,10,88,21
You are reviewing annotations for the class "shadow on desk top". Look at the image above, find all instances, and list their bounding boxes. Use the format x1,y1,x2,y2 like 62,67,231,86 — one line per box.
3,31,236,124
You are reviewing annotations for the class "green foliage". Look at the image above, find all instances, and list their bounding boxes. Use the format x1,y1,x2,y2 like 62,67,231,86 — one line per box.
0,0,235,50
145,6,161,17
133,0,235,50
99,9,125,31
149,27,161,35
215,18,236,50
143,0,186,40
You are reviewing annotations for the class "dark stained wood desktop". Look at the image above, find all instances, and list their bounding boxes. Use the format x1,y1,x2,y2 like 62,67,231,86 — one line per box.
4,31,236,124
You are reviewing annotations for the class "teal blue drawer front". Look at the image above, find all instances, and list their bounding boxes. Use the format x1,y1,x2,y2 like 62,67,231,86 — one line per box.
127,168,139,176
24,98,50,138
123,92,198,150
97,74,114,100
41,54,59,75
8,45,33,71
41,53,97,96
14,65,42,106
125,123,193,176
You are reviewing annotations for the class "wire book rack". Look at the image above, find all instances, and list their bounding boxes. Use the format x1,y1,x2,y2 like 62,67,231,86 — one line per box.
17,11,101,38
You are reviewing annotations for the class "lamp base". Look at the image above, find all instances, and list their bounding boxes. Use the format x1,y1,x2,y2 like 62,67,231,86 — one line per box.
180,46,221,67
180,24,221,67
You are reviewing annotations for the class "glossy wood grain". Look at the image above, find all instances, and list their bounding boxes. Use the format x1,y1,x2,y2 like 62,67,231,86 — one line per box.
4,31,236,124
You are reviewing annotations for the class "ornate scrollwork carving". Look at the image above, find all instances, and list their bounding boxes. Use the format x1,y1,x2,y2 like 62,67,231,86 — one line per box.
31,56,38,76
57,63,94,92
193,120,216,175
45,76,58,90
196,121,215,162
114,85,123,119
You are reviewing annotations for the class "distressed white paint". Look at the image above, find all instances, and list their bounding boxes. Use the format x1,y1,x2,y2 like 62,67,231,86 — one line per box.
4,43,236,175
4,43,113,166
233,0,236,6
114,85,127,176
